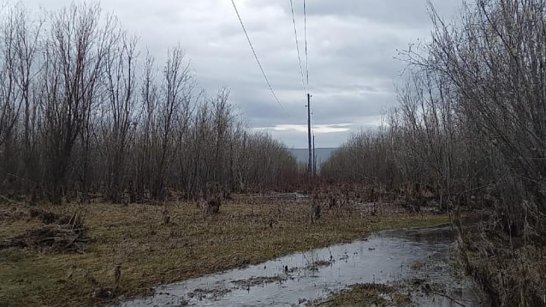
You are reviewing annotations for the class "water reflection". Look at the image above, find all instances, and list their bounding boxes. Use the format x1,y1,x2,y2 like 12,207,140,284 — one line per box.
120,225,482,307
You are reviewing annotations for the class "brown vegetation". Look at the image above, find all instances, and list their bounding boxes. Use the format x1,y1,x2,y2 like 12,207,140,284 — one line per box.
315,283,404,307
0,195,448,306
321,0,546,305
1,208,87,252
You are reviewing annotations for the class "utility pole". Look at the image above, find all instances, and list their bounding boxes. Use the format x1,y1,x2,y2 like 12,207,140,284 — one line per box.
312,134,316,176
307,93,312,176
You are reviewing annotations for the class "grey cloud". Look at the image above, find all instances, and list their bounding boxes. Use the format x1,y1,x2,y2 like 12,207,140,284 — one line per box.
19,0,462,148
250,0,462,27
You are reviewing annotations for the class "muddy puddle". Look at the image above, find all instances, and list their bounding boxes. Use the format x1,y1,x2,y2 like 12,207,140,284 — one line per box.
120,225,483,306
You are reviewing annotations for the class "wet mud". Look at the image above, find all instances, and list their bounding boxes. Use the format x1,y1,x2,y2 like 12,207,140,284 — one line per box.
120,225,483,306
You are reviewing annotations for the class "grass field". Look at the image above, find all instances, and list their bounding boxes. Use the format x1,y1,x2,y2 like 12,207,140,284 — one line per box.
0,195,449,306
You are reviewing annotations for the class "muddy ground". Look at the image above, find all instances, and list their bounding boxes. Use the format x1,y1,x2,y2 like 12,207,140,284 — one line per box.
122,225,482,307
0,194,448,306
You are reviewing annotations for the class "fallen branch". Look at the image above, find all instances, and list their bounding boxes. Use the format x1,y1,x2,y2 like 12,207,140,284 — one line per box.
0,223,88,253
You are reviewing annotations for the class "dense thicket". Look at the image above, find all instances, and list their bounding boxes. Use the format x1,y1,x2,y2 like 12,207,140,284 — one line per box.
322,0,545,304
0,4,298,204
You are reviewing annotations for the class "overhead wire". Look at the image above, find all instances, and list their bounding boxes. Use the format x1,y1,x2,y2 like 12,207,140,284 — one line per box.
230,0,284,110
303,0,310,93
288,0,306,93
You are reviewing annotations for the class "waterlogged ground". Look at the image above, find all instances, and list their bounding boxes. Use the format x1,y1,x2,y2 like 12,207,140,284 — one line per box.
121,226,483,306
0,197,450,306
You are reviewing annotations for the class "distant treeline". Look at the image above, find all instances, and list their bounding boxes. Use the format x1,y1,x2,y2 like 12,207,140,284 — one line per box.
322,0,545,304
0,3,299,204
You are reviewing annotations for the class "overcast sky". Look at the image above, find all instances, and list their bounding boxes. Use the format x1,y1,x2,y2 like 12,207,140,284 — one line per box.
22,0,463,148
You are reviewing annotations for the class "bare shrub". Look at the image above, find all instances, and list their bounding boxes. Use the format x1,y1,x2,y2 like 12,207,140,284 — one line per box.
321,0,546,304
206,197,221,215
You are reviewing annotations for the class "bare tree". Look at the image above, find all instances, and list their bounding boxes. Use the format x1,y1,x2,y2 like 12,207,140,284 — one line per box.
322,1,546,304
0,2,300,204
150,47,191,200
102,34,138,203
41,4,114,203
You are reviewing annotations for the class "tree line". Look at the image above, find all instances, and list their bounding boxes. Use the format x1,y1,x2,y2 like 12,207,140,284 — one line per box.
322,0,545,304
0,3,299,204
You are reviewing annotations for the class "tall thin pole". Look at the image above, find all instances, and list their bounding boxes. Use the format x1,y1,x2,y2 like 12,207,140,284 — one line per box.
307,93,312,176
312,134,316,176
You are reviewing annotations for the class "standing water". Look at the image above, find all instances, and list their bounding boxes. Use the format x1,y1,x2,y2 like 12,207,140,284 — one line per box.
120,225,483,306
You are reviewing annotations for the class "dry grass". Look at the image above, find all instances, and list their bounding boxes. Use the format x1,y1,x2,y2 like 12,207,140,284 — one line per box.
460,227,546,306
0,195,448,306
316,282,414,307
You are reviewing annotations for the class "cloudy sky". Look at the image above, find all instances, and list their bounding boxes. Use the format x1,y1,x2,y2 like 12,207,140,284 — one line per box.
23,0,463,148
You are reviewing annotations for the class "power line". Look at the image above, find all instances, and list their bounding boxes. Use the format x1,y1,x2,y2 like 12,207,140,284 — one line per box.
288,0,306,92
230,0,284,109
303,0,310,92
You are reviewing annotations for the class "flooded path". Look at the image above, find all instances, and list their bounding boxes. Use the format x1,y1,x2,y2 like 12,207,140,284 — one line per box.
121,225,483,306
